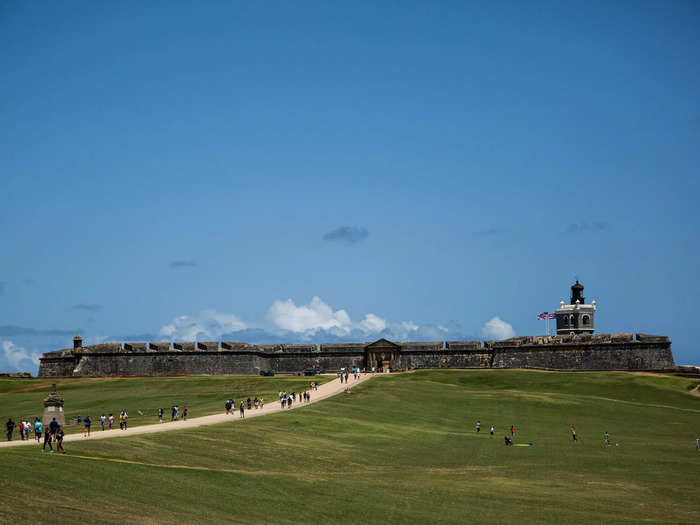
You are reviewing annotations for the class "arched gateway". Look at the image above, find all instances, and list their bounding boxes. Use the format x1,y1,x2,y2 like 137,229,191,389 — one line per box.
364,338,402,372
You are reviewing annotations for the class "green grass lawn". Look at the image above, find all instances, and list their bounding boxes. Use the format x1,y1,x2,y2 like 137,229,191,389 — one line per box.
1,370,698,524
0,374,331,433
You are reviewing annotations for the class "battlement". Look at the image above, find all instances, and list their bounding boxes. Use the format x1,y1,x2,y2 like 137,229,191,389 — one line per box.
37,334,675,377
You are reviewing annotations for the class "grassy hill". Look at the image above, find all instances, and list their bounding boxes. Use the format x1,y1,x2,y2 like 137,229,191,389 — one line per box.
1,370,698,524
0,375,330,432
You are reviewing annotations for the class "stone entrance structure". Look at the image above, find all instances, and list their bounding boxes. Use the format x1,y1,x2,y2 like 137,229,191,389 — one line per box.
364,339,402,372
42,383,65,428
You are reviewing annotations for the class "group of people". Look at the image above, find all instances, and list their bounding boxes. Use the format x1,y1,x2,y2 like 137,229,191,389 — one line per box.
6,417,45,442
157,405,188,422
475,420,518,445
278,390,312,408
338,370,360,384
221,382,322,419
571,425,617,447
5,417,66,452
224,397,264,418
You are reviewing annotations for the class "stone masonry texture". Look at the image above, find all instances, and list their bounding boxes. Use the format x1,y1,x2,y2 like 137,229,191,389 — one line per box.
37,334,676,377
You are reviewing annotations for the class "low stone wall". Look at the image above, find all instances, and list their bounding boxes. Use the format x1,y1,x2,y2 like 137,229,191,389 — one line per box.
37,333,676,377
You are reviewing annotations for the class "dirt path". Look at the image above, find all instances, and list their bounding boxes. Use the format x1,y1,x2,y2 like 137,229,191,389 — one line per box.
0,373,373,449
690,384,700,398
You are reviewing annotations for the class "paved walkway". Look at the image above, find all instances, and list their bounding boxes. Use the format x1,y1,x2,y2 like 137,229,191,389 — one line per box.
0,373,373,449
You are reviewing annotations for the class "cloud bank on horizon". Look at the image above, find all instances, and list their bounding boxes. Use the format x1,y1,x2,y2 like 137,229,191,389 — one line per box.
1,340,41,370
0,297,516,373
153,297,515,347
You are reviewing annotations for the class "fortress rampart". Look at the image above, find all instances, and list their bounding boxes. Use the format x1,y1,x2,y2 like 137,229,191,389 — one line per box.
37,333,675,377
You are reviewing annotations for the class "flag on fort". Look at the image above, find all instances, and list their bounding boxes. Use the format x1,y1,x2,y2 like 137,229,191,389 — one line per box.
538,312,556,320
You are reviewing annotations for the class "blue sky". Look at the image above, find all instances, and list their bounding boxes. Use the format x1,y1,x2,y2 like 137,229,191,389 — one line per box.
1,1,699,371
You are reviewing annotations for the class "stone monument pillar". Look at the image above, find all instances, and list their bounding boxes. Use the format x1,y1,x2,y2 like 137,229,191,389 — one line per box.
42,383,66,428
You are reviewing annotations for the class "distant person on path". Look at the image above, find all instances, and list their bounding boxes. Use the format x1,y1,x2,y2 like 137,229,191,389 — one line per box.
604,432,610,446
183,406,188,421
247,397,252,410
42,425,53,452
281,396,286,409
108,413,114,430
490,426,495,436
19,421,24,441
83,415,91,437
225,400,231,415
49,417,59,437
239,402,245,418
34,418,42,442
510,425,515,437
6,418,14,441
504,435,512,446
476,421,481,434
696,437,699,451
100,414,106,431
121,410,128,430
570,425,577,442
158,407,164,422
56,426,65,453
119,412,125,430
287,395,293,408
259,397,264,408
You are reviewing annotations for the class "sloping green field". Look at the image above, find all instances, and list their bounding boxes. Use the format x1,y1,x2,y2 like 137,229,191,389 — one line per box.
1,370,698,524
0,375,330,432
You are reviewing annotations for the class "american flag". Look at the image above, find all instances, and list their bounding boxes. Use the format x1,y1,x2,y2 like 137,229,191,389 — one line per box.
538,312,555,320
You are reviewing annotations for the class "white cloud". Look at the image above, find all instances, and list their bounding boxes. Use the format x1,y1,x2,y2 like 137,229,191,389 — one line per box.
157,297,474,343
359,313,387,333
267,296,352,335
159,310,247,340
481,317,515,340
1,340,41,370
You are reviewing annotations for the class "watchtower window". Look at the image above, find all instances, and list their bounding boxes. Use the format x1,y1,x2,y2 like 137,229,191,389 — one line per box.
569,315,574,325
582,315,589,326
562,316,568,326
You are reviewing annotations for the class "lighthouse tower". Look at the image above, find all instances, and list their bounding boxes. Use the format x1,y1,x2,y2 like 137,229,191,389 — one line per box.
555,280,597,335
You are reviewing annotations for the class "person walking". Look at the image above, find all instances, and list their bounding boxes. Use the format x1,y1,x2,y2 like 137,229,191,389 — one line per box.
510,425,515,437
246,397,251,410
183,406,188,421
119,411,124,430
570,425,578,442
108,413,114,430
34,418,42,443
42,425,53,453
696,437,699,452
49,417,59,438
55,426,65,453
225,400,231,415
122,410,128,430
490,425,495,437
6,418,15,441
476,421,481,434
239,401,245,418
100,414,106,431
83,415,91,437
604,431,610,446
19,420,25,441
158,407,164,422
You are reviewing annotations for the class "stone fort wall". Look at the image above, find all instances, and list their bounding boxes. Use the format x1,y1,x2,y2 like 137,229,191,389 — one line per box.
37,333,675,377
